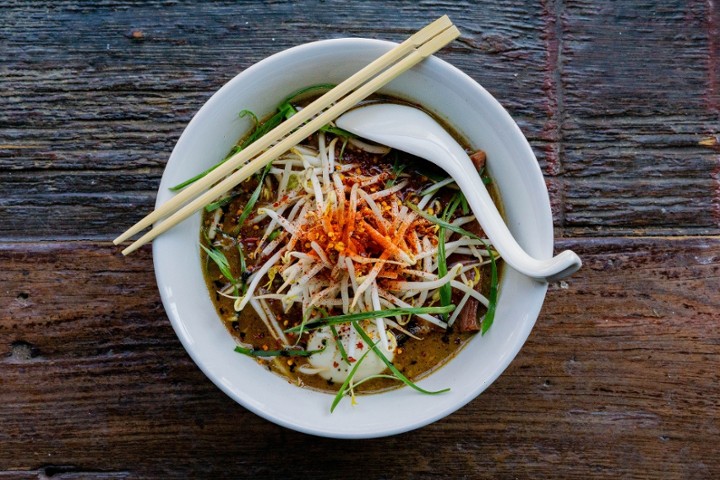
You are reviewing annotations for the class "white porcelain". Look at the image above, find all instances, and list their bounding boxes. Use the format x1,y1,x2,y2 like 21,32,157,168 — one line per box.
337,104,581,282
153,38,556,438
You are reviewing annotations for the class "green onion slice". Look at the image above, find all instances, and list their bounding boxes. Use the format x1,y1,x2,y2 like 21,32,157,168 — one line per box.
280,83,336,105
418,178,457,197
480,238,498,335
170,162,223,192
205,194,235,212
267,229,281,242
170,84,341,192
330,338,379,413
408,202,499,334
352,321,450,396
200,244,235,283
238,109,259,129
408,202,484,243
437,226,451,319
234,346,324,358
284,305,455,334
233,161,273,233
319,124,354,138
330,324,350,365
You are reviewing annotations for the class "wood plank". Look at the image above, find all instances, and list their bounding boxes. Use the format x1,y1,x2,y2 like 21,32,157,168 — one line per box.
558,0,720,235
0,238,717,477
2,1,719,477
2,1,717,240
562,0,715,117
0,1,560,241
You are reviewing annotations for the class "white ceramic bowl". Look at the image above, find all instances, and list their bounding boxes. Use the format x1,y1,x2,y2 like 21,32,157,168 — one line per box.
153,38,552,438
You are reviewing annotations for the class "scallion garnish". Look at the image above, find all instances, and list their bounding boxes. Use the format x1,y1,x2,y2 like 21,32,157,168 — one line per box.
319,124,355,138
385,152,407,188
237,243,246,274
437,227,451,320
478,166,492,185
205,194,236,212
280,83,336,105
408,202,483,243
436,194,463,319
170,163,222,192
284,305,455,334
408,201,500,334
233,161,273,233
238,109,259,129
267,229,281,242
352,321,450,395
237,243,248,294
350,374,399,389
240,105,294,149
169,110,262,192
170,84,337,192
200,244,235,283
480,237,498,335
329,324,350,365
338,138,348,163
418,177,457,197
234,346,324,358
459,191,469,215
330,338,379,412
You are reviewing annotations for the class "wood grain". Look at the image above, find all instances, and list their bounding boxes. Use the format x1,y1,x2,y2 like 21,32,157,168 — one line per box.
9,1,718,240
1,0,719,478
558,0,720,236
1,239,718,478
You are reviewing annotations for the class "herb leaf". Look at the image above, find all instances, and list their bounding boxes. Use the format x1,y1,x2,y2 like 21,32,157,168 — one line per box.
234,346,324,358
284,305,455,334
352,321,450,395
169,84,340,192
408,201,500,334
480,237,498,335
330,338,379,412
200,244,235,283
205,194,235,212
281,83,336,105
329,324,350,365
408,203,484,242
233,161,273,233
437,226,451,319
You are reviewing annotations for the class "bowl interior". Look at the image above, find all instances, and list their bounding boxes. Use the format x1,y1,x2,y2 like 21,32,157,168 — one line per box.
153,38,551,438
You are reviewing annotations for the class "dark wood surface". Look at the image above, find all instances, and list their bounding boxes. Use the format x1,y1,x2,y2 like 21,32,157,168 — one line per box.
1,1,718,478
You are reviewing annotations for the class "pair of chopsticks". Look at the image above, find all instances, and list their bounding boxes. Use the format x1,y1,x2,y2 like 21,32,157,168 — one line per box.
115,16,460,255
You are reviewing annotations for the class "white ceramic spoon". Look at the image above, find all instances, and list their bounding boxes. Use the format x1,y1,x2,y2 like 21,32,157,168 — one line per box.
336,103,581,282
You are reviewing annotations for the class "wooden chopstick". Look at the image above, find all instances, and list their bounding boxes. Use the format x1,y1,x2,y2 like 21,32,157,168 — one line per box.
114,15,453,246
120,23,461,255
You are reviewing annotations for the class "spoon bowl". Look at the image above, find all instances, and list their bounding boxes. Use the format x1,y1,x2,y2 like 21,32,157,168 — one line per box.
336,103,581,282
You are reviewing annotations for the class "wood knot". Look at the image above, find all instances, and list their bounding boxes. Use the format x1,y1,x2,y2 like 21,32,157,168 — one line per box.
10,340,40,361
126,29,146,41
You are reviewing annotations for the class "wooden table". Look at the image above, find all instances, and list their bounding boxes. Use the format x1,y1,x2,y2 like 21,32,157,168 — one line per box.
2,1,718,478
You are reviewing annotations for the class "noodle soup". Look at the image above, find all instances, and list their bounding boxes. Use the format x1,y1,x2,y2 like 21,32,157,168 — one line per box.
196,87,500,406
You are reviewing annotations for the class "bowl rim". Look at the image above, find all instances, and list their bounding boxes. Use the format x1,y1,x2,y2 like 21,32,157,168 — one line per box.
153,37,551,438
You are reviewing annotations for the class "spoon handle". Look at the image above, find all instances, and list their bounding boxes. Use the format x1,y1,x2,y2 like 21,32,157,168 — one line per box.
337,104,581,282
449,167,581,282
